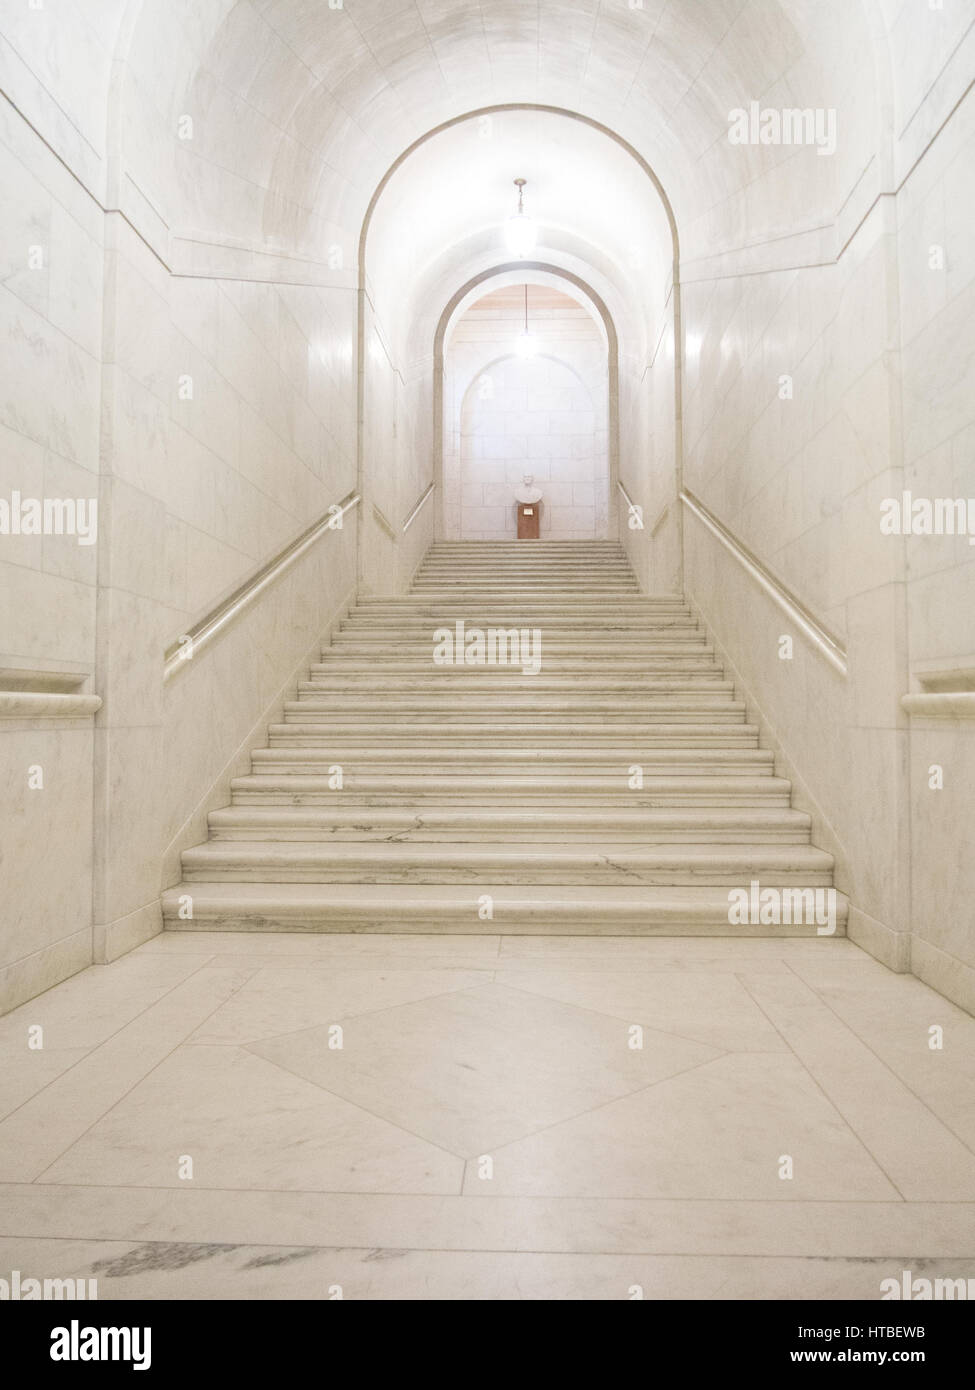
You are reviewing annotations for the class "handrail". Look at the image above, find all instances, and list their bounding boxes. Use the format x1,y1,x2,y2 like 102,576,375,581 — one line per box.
618,479,669,535
680,489,848,678
164,491,360,682
402,481,435,533
371,503,396,540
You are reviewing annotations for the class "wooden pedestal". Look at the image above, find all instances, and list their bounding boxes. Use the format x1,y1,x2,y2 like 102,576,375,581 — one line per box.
517,501,541,539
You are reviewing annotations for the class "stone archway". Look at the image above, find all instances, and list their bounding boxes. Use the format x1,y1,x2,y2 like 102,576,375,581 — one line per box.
433,265,620,542
356,102,683,555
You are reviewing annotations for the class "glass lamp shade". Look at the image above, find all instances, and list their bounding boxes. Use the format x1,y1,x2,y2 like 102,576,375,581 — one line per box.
505,210,537,258
514,331,537,358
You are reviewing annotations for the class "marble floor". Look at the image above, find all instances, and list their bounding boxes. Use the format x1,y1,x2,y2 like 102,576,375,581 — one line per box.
1,931,974,1300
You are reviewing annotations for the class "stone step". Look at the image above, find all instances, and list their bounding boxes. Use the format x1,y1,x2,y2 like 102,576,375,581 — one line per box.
335,621,674,636
348,616,694,628
332,629,706,641
297,676,734,694
342,612,696,626
207,805,812,843
411,578,639,588
418,540,623,544
424,555,627,560
409,581,643,590
413,571,639,581
408,570,644,579
161,882,847,936
268,725,761,747
356,600,687,613
411,582,643,591
280,699,747,721
416,552,632,558
336,608,695,621
300,675,729,692
412,566,637,573
322,643,714,659
327,643,711,659
421,558,628,564
415,567,630,572
278,716,747,732
414,557,633,564
426,541,625,547
336,620,700,634
409,586,643,595
313,656,720,672
337,622,704,638
304,669,723,686
417,549,633,555
285,704,741,720
415,558,638,567
229,774,793,805
425,551,626,555
249,747,773,773
179,840,836,886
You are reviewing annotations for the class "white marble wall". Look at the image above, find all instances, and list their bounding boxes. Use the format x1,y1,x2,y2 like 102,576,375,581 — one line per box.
897,84,975,1011
93,215,358,961
0,20,362,1006
0,86,105,1007
683,197,913,963
681,72,975,1011
358,294,436,597
618,287,681,596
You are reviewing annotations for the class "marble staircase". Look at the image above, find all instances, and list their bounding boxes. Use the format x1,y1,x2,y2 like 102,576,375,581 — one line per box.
162,541,846,935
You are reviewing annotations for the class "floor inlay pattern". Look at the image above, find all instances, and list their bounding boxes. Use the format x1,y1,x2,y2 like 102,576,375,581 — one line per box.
1,932,973,1299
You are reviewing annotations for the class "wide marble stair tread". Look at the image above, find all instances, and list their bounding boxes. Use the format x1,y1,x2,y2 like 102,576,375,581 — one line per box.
161,882,848,935
228,773,795,803
206,805,813,841
178,840,836,884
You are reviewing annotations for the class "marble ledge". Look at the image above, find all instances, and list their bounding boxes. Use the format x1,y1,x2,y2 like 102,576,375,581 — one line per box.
901,693,975,719
0,692,101,719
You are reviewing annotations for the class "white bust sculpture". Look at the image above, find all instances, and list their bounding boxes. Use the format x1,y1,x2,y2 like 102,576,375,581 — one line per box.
515,473,543,505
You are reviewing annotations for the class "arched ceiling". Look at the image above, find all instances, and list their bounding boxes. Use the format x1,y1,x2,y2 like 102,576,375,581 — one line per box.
362,109,675,364
113,0,887,268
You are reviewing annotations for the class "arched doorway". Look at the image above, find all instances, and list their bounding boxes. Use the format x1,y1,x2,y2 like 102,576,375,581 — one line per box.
444,284,609,540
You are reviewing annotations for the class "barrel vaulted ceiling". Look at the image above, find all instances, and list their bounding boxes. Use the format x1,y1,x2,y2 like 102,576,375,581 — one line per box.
7,1,965,302
103,0,897,265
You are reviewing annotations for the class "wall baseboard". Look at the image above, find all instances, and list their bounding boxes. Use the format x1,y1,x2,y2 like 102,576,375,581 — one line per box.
847,904,911,973
0,927,91,1017
93,899,163,965
911,937,975,1019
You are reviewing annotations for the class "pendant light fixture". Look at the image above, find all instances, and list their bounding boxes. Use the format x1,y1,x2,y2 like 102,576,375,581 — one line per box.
514,283,536,358
504,177,537,258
